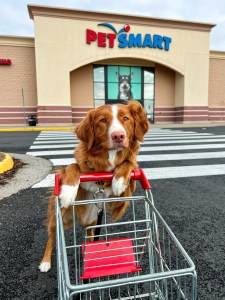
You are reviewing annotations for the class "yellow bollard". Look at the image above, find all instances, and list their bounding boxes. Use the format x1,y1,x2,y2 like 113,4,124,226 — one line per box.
0,153,14,174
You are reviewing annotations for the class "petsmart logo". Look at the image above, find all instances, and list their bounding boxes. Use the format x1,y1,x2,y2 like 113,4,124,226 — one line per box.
86,23,172,51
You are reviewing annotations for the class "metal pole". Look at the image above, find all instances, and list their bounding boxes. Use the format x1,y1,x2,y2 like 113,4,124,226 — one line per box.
22,88,26,127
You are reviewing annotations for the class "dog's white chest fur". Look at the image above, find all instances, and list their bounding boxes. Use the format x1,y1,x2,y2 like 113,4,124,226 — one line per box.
108,149,118,171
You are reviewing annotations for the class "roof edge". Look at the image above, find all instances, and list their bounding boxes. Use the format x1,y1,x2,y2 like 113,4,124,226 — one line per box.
28,4,216,32
0,35,34,47
210,50,225,59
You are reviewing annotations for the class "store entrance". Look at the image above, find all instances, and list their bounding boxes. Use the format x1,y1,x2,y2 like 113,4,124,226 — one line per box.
93,65,155,123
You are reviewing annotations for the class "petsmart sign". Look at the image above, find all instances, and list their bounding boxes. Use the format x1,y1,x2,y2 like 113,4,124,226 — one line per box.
0,59,12,65
86,23,172,51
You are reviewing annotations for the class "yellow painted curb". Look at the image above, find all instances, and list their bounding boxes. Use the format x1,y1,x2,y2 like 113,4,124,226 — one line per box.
0,153,14,174
0,127,74,132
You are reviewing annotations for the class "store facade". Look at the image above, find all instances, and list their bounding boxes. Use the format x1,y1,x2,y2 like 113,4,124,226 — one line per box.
0,5,225,126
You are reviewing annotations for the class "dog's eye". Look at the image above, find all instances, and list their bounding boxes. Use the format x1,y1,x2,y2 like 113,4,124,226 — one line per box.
123,116,129,121
100,118,107,123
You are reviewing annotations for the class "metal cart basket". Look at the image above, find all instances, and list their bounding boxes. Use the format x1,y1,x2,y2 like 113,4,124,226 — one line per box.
54,169,197,300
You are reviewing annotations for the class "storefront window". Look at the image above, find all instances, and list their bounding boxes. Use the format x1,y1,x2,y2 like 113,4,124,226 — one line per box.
93,66,105,107
94,82,105,99
93,65,155,122
94,66,105,82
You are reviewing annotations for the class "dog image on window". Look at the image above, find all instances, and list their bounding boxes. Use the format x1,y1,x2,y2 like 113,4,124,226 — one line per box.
116,72,133,100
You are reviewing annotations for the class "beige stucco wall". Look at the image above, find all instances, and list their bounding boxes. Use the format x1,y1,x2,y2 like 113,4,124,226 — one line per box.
0,36,37,107
29,6,214,109
155,64,175,107
209,51,225,107
70,64,94,107
95,57,155,68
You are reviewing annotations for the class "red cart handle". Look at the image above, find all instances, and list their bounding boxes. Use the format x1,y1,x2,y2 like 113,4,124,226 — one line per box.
54,168,151,196
54,173,61,196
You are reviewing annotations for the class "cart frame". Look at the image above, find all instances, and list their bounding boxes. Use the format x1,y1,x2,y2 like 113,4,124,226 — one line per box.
54,169,197,300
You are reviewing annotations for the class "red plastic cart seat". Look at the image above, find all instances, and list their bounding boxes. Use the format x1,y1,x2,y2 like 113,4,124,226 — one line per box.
80,238,142,280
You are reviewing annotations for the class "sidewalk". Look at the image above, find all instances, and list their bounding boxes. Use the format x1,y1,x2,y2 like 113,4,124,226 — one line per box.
0,126,74,132
1,121,225,132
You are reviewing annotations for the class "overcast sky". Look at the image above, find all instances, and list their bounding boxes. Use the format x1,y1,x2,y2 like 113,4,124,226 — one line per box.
0,0,224,50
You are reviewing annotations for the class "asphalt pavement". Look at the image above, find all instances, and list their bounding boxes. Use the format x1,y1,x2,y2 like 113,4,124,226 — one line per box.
0,132,39,154
1,127,225,299
1,178,225,299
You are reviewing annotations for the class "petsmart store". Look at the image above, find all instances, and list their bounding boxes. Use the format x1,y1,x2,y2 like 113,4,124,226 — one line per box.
0,4,225,126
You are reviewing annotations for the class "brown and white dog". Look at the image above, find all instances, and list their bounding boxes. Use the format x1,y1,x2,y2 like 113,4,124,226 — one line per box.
39,100,149,272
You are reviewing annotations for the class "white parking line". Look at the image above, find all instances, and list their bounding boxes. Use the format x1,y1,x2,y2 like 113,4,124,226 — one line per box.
31,138,225,148
49,152,225,166
140,143,225,152
30,144,77,149
34,140,77,144
27,150,73,156
32,164,225,188
143,164,225,180
27,143,225,156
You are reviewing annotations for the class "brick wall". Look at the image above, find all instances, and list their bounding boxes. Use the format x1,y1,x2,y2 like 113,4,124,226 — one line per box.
208,52,225,121
0,37,37,125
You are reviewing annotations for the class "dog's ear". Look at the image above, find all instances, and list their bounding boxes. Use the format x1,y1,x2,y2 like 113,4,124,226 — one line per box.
127,100,150,142
74,109,95,150
130,72,134,80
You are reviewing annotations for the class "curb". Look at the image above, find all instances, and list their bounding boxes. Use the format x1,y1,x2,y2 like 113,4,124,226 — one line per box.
0,153,52,200
0,152,14,174
0,127,74,132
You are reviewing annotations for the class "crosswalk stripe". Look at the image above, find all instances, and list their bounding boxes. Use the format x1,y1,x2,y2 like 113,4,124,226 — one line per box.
35,133,211,141
143,138,225,144
38,131,73,134
143,164,225,180
27,143,225,156
37,131,210,137
138,152,225,161
49,151,225,166
144,133,213,138
34,140,78,144
32,164,225,188
34,134,220,144
144,132,213,136
50,158,76,165
36,131,211,139
144,134,225,140
39,130,73,132
36,137,75,140
139,143,225,152
30,138,225,149
27,150,73,156
30,144,77,149
34,134,221,144
32,174,55,188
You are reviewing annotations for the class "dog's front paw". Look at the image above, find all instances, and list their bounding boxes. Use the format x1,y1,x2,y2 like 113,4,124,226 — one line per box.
39,261,51,272
112,176,127,196
59,184,79,208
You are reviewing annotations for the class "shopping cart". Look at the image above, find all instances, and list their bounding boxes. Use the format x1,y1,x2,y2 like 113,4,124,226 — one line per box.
54,169,197,300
